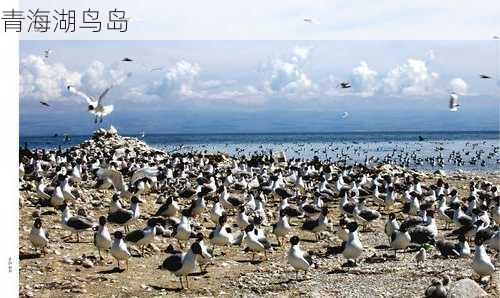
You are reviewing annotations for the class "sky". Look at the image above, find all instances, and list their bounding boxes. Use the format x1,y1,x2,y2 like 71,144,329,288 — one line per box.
19,0,500,40
19,40,500,135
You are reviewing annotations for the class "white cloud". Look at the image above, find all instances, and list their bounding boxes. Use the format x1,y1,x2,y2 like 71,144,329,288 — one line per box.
79,61,123,94
449,78,468,95
382,58,438,96
351,61,378,97
147,60,201,99
261,46,315,96
20,55,81,101
20,55,132,103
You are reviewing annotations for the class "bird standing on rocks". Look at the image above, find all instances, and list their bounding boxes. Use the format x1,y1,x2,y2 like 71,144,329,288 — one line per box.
415,247,426,267
93,216,112,260
59,203,95,242
287,236,316,280
472,237,496,281
159,242,209,289
29,218,49,254
111,231,131,271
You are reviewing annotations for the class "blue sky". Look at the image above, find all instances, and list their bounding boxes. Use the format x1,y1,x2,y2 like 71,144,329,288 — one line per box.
19,40,500,135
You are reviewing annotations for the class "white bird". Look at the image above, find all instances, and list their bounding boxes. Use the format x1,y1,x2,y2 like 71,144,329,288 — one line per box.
449,92,460,112
210,201,225,224
43,49,52,58
125,16,142,22
287,236,315,279
159,242,209,289
93,216,112,260
341,112,349,119
29,218,49,254
272,210,292,246
67,85,115,123
472,238,495,280
243,224,272,261
300,15,322,25
111,231,131,270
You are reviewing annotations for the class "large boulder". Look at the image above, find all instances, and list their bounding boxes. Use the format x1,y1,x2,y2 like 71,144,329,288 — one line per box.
447,279,488,298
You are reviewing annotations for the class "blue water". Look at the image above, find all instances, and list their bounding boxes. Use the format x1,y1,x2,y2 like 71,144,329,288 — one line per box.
20,131,500,172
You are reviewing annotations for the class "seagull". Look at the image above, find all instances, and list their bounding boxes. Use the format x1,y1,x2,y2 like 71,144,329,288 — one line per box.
272,209,292,246
29,218,49,254
472,237,496,280
124,218,160,256
154,197,179,218
125,16,142,22
300,15,321,25
43,49,52,58
243,224,272,261
337,82,352,89
301,207,330,240
150,67,164,72
107,196,142,232
93,216,112,260
58,203,95,242
67,85,114,123
390,225,411,257
111,231,131,271
39,101,50,107
424,276,450,298
479,74,493,79
415,247,426,267
449,92,460,112
159,242,209,289
384,213,400,244
327,222,363,266
287,236,316,279
341,112,349,119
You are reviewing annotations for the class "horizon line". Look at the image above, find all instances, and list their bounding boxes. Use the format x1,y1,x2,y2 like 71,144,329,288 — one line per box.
19,130,500,138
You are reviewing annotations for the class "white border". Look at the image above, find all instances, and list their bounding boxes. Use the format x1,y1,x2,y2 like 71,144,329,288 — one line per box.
0,0,20,296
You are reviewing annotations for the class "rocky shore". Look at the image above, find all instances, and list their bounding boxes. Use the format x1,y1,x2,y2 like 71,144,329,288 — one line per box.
19,131,498,297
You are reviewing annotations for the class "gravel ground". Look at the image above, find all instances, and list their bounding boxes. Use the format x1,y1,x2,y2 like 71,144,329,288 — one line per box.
18,137,499,297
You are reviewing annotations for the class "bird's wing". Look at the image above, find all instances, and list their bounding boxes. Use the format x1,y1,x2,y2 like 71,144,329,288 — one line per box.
449,93,458,109
67,86,95,105
98,86,113,105
131,167,159,185
97,168,125,191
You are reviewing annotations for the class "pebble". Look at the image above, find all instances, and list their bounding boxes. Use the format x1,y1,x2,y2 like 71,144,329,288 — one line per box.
82,259,94,268
62,256,73,265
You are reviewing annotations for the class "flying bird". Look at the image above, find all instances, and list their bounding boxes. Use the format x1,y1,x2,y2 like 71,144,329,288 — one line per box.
43,49,52,59
479,74,493,79
449,92,460,112
121,58,133,62
341,112,349,119
150,67,164,72
67,85,115,123
125,16,142,22
300,15,321,25
39,101,50,107
337,82,352,89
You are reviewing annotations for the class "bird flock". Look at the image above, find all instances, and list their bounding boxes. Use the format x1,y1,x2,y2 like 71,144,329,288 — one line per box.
20,127,498,294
